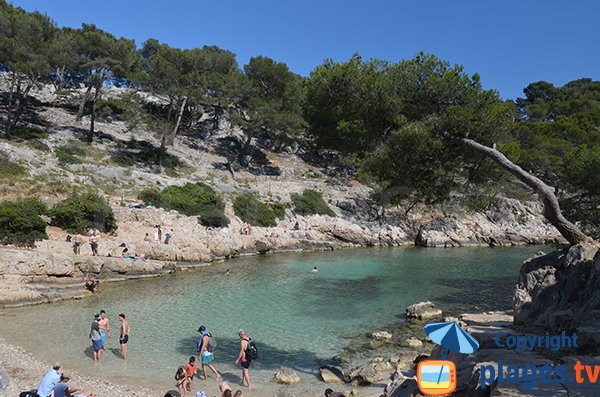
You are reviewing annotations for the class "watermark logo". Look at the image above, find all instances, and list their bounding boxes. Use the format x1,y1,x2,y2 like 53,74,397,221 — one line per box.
417,322,480,396
417,360,456,396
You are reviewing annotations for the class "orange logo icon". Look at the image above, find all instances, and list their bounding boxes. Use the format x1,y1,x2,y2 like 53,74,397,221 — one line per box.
417,360,457,396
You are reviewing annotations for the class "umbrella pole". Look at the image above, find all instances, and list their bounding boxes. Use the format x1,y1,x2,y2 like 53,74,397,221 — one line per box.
437,348,449,384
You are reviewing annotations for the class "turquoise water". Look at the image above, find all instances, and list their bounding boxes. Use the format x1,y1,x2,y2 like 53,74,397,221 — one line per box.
0,246,545,393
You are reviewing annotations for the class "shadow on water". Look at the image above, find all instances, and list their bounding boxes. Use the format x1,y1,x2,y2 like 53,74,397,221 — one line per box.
296,276,383,320
107,347,124,359
434,275,517,313
83,346,95,359
175,336,328,379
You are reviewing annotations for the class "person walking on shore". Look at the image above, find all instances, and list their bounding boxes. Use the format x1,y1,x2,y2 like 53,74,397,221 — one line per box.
184,356,198,391
36,363,61,397
99,310,110,345
118,313,130,360
90,315,103,362
234,329,254,388
197,325,221,381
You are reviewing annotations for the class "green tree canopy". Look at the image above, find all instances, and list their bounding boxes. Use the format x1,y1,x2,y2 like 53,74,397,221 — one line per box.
231,56,306,165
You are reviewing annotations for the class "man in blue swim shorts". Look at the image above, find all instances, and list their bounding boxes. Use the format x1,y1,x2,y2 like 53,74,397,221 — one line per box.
90,314,103,362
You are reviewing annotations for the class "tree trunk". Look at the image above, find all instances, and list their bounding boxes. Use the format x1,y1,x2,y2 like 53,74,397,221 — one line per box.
170,96,187,148
212,105,224,132
76,82,94,121
459,137,590,245
54,66,66,95
7,72,16,110
6,83,32,135
239,131,254,166
87,81,102,142
158,101,174,170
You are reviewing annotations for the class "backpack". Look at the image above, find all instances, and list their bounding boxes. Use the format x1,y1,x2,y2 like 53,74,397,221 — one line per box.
245,338,258,360
206,333,217,353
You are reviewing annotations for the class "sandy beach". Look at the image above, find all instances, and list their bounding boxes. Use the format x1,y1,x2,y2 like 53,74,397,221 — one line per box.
0,334,385,397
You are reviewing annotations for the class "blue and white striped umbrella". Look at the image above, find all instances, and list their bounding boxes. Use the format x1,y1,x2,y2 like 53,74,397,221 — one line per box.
424,322,479,354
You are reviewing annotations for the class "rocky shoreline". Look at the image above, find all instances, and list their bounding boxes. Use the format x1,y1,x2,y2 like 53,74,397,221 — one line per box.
3,244,597,397
0,195,563,308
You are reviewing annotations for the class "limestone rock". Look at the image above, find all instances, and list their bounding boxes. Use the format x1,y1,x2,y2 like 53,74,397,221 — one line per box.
319,366,346,384
382,369,418,397
272,367,301,384
513,243,600,344
371,330,393,340
402,337,423,348
349,364,387,385
405,301,442,320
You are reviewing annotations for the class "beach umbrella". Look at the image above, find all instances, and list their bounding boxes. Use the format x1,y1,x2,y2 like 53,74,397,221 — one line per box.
424,321,479,354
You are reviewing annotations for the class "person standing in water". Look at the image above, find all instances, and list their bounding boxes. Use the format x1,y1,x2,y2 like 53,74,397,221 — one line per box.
90,314,103,362
99,310,110,345
234,329,252,388
118,313,130,360
311,266,318,273
197,325,221,381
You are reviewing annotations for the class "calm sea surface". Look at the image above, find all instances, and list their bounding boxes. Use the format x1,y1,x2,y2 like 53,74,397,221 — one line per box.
0,246,546,394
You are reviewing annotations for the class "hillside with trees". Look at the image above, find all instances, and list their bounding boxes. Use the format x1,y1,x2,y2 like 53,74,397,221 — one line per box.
0,0,598,248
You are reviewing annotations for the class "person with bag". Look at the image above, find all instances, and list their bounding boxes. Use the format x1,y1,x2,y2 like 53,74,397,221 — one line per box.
234,329,256,388
196,326,221,381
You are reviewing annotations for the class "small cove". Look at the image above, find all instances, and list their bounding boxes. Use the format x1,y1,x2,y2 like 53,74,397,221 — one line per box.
0,245,547,394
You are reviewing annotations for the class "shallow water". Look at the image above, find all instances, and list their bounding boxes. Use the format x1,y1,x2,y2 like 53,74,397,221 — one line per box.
0,245,546,394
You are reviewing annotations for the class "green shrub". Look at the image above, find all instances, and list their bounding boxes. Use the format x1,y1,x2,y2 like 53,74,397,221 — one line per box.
0,151,26,179
161,183,223,215
139,189,162,206
198,206,230,228
233,194,278,227
110,142,180,171
29,139,50,152
51,193,117,233
56,143,86,165
138,183,229,227
271,203,288,219
291,189,336,217
11,126,49,140
0,198,48,247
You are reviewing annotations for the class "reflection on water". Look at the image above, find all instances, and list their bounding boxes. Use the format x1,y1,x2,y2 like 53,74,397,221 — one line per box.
0,245,546,392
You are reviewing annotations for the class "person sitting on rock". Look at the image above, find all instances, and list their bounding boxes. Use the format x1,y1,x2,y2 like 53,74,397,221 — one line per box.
84,274,101,293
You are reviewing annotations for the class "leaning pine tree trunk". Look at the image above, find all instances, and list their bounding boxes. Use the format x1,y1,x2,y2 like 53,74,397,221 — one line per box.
170,96,187,148
76,82,94,121
459,137,590,245
158,101,174,170
87,81,102,142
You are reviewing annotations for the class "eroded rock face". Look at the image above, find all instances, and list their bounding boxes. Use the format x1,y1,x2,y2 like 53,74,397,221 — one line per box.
513,243,600,340
405,301,443,320
414,198,563,248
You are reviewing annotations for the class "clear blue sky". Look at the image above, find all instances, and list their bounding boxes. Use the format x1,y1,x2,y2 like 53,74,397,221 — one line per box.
9,0,600,99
